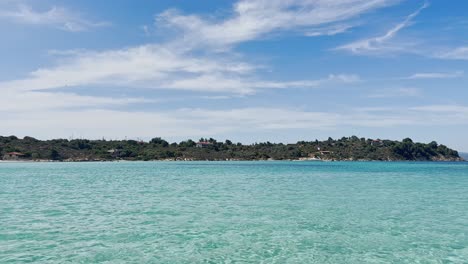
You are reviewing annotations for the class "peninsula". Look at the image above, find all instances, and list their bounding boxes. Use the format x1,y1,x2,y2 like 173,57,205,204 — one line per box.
0,136,463,162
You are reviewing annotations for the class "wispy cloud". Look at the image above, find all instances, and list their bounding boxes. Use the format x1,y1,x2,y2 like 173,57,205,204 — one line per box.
367,87,421,98
437,46,468,60
0,4,109,32
156,0,398,49
0,43,358,95
406,71,464,79
0,0,396,101
0,0,432,142
410,105,468,114
3,105,468,140
162,74,360,95
0,90,150,112
0,45,252,92
304,24,356,37
336,2,429,55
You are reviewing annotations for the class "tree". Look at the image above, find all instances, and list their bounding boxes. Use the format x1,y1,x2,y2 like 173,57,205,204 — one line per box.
179,139,196,148
402,138,413,143
150,137,169,147
49,149,61,160
24,136,39,142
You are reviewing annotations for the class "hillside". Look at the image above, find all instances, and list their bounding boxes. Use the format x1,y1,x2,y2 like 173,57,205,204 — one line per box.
0,135,463,162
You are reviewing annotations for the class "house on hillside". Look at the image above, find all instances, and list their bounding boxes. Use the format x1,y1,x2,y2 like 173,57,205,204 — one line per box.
3,152,26,160
107,149,122,157
196,142,213,148
370,139,383,146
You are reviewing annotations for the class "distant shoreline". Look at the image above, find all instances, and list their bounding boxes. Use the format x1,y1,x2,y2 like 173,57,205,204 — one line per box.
1,136,463,162
0,159,465,163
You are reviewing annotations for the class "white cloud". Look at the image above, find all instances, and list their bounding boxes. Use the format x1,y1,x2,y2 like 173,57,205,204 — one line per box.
304,24,356,37
0,4,109,31
1,0,386,98
336,2,428,54
408,105,468,125
0,108,332,140
0,44,358,95
162,74,360,95
410,105,468,113
406,71,464,79
437,46,468,60
367,87,421,98
0,45,252,91
198,95,234,100
3,104,468,140
156,0,398,49
0,1,370,119
0,90,151,112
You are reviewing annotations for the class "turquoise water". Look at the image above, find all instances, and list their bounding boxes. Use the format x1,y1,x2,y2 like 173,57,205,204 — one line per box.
1,161,468,263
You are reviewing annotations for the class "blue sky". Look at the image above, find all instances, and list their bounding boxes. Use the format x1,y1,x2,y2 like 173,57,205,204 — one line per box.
1,0,468,151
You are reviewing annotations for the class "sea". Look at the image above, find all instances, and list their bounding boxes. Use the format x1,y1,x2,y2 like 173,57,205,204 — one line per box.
1,161,468,263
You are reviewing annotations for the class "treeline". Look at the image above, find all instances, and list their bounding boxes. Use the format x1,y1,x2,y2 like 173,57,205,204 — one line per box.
0,135,463,161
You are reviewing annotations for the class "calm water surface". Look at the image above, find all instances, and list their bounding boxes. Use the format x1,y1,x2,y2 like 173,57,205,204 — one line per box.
1,161,468,263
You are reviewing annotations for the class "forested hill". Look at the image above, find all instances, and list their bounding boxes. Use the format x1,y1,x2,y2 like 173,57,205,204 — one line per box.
0,136,463,162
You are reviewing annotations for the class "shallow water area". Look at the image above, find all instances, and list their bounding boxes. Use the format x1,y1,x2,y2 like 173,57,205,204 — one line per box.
1,161,468,263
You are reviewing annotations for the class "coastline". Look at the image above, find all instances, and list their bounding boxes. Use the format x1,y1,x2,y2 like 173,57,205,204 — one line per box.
1,136,462,163
1,158,465,163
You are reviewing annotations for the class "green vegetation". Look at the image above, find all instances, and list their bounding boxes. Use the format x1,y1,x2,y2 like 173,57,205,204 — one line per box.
0,135,462,161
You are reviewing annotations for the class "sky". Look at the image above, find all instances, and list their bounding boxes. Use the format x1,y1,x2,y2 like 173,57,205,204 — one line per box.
0,0,467,151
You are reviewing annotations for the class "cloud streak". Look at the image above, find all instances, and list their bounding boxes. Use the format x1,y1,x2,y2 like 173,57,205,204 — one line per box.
156,0,399,49
0,44,359,95
2,105,468,141
0,4,109,32
437,46,468,60
336,2,429,54
367,87,421,98
406,71,464,79
0,90,151,112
